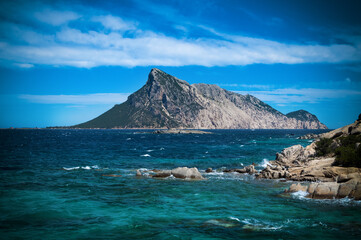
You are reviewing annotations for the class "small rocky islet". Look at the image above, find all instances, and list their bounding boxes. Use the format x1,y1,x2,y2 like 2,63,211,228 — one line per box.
136,114,361,200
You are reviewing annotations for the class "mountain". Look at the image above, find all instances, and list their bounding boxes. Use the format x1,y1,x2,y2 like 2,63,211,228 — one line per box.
74,68,327,129
286,110,321,122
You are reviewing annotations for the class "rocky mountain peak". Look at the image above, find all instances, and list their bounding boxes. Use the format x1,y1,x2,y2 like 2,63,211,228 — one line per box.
74,69,327,129
146,68,189,88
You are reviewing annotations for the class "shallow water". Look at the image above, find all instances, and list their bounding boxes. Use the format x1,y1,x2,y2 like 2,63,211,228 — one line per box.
1,129,361,239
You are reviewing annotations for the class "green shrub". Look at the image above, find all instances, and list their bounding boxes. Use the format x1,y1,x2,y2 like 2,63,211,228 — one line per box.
334,145,361,167
332,135,361,167
315,138,333,156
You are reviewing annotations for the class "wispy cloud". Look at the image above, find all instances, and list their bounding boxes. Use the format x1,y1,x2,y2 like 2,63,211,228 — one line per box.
92,15,136,31
19,93,130,105
34,8,81,26
13,63,34,68
235,88,361,104
0,1,360,68
218,83,272,89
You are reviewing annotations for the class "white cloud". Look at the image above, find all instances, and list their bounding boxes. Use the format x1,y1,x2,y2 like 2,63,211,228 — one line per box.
34,9,81,26
235,88,361,104
19,93,130,105
0,4,360,68
13,63,34,68
92,15,136,31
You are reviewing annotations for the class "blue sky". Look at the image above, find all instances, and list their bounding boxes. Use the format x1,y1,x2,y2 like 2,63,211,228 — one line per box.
0,0,360,128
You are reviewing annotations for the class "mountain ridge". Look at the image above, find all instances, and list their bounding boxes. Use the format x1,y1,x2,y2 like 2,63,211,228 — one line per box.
74,68,327,129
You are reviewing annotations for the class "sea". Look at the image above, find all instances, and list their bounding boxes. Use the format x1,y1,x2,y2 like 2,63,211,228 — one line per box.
1,129,361,240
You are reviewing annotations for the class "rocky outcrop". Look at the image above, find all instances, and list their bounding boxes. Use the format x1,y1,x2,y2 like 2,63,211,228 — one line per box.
74,68,327,129
297,133,319,140
319,117,361,139
137,167,204,180
275,115,361,199
171,167,204,179
223,165,257,174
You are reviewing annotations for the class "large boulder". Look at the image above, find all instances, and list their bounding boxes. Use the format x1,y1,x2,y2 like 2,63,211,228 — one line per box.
312,182,340,199
171,167,204,180
287,183,308,192
275,144,315,166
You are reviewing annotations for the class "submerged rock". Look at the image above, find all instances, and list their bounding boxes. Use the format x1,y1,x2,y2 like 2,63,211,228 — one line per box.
102,174,122,177
205,168,213,173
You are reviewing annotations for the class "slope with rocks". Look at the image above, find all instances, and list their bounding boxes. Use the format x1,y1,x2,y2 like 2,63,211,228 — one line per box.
74,68,327,129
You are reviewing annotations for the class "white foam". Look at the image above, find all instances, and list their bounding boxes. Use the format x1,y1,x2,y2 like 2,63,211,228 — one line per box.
260,158,273,168
82,166,91,170
146,149,154,152
63,167,80,170
126,138,131,140
229,216,240,222
241,218,282,231
291,190,309,199
141,154,151,157
138,168,149,171
240,145,244,147
160,147,165,150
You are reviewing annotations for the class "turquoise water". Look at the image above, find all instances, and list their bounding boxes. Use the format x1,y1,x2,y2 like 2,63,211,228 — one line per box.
1,129,361,239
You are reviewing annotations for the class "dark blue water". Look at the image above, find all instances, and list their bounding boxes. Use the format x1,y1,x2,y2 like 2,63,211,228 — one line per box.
1,129,361,239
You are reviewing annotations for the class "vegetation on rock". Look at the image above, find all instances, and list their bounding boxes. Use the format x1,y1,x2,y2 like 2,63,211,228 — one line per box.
315,135,361,167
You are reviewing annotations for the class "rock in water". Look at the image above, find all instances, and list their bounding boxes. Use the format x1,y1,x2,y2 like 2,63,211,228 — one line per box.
73,68,327,129
152,170,172,178
136,169,142,177
171,167,204,180
205,168,213,173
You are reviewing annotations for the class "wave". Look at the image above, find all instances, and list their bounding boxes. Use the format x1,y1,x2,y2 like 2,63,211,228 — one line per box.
291,192,361,205
141,154,151,157
63,165,99,171
241,218,283,231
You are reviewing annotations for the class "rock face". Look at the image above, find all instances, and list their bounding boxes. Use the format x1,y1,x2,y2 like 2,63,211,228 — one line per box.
319,117,361,139
286,178,361,200
74,68,327,129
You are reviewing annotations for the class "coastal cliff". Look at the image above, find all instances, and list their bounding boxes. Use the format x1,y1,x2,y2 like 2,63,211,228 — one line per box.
74,68,327,129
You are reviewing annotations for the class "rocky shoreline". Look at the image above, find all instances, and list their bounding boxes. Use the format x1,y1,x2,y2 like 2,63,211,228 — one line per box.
152,129,212,134
137,115,361,200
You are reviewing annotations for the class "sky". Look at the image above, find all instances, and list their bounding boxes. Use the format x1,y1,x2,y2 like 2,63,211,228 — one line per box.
0,0,360,129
